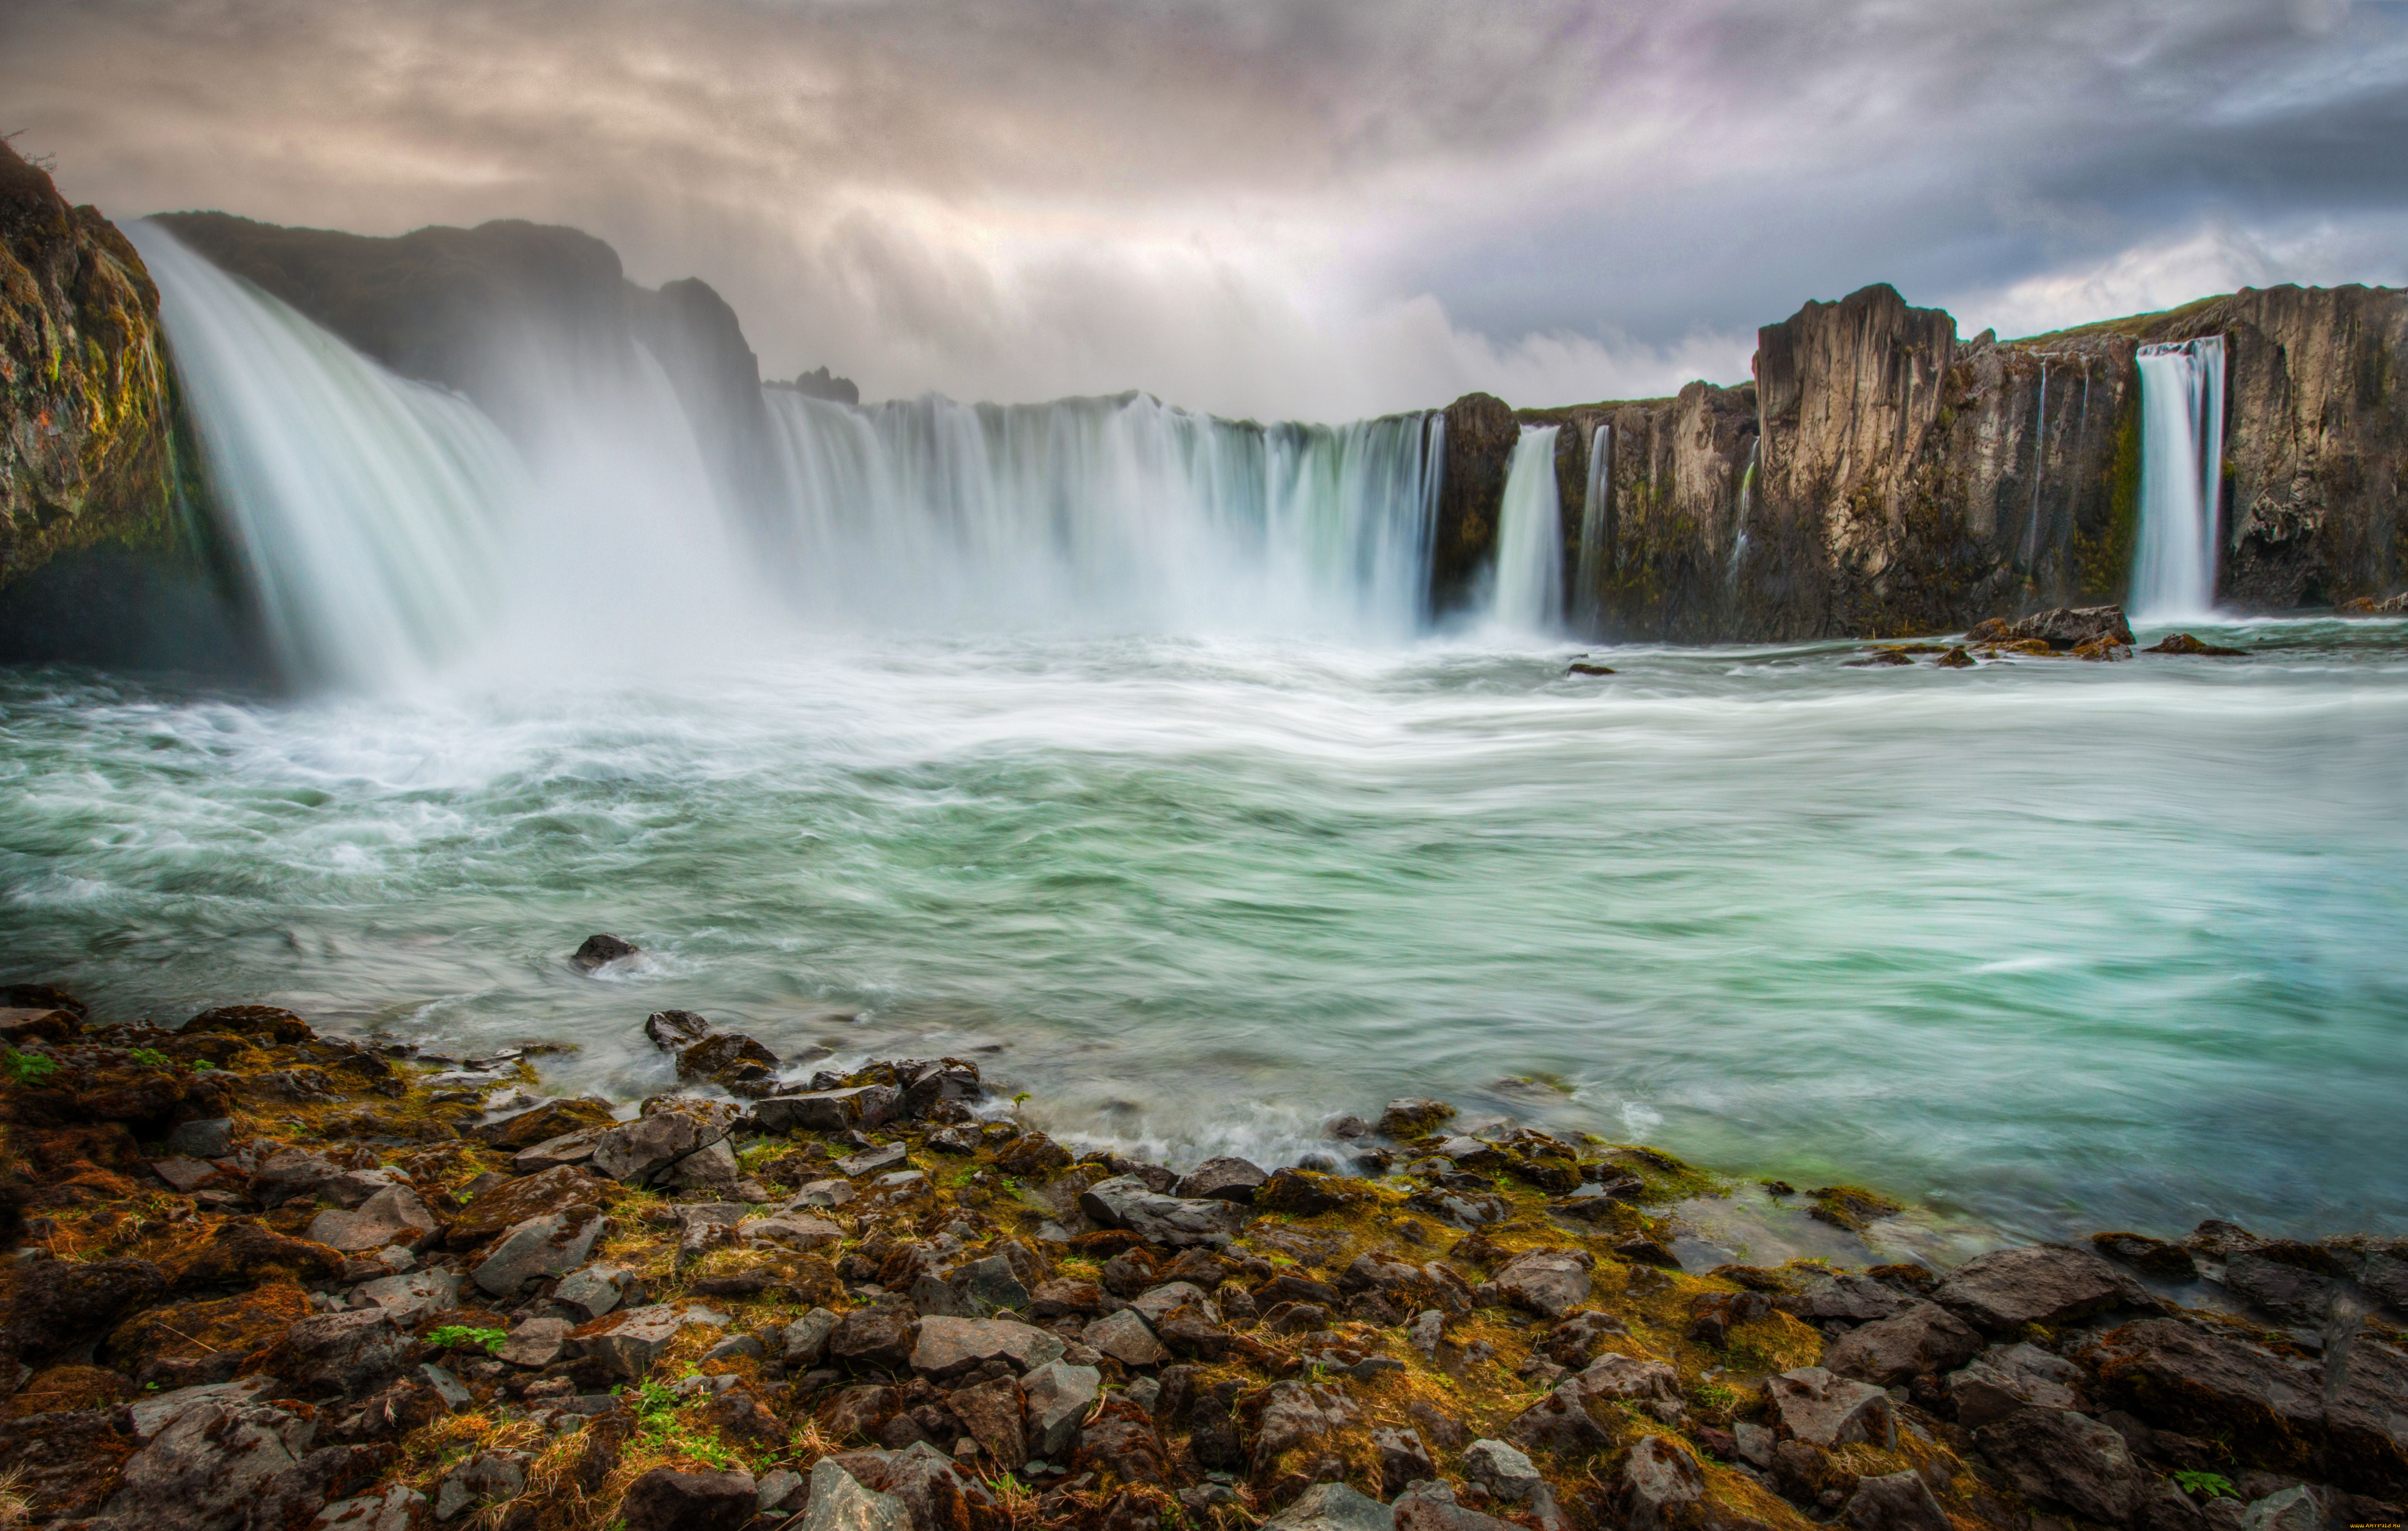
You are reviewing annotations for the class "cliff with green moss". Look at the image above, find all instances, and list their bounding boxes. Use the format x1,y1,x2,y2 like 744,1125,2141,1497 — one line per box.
1438,281,2408,640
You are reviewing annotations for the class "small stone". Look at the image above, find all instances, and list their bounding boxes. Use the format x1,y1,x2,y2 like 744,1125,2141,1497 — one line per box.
151,1156,222,1194
308,1185,439,1254
570,934,639,971
497,1316,573,1368
472,1208,604,1297
784,1307,841,1364
164,1118,237,1160
793,1178,858,1208
1766,1366,1894,1449
1378,1098,1456,1138
836,1143,910,1178
1464,1438,1542,1501
553,1264,630,1321
1022,1361,1103,1460
351,1268,461,1324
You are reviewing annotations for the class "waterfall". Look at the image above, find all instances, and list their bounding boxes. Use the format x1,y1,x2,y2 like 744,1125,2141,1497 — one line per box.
2025,360,2048,570
1727,436,1760,589
758,391,1441,636
1490,425,1563,632
129,223,524,688
2132,336,2227,620
1572,422,1612,628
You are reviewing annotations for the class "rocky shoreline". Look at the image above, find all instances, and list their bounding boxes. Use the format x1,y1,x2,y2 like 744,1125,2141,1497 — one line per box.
1,975,2403,1531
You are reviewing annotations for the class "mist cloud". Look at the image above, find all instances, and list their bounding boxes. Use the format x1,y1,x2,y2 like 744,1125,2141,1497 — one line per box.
4,0,2402,420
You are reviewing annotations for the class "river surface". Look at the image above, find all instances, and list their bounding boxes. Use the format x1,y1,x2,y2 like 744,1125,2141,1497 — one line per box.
4,616,2405,1246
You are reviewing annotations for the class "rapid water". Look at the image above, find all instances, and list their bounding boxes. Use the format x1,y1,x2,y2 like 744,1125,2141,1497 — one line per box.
1490,426,1564,631
7,239,2405,1253
3,625,2405,1246
2132,336,2228,621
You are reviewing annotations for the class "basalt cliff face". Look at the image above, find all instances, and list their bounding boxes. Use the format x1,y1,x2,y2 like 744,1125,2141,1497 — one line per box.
0,143,249,671
1439,281,2407,641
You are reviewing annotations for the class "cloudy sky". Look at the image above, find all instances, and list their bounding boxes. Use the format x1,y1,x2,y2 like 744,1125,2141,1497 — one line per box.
6,0,2405,420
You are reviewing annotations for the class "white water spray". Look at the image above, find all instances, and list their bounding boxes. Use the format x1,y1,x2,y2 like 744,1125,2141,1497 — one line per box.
1491,426,1564,632
2132,336,2227,620
129,223,525,688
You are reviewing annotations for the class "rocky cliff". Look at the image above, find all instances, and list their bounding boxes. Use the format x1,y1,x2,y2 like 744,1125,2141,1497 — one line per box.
0,142,260,672
1447,281,2408,641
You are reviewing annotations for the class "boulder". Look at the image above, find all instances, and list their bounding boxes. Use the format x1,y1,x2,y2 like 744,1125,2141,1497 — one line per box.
307,1186,438,1255
447,1164,607,1246
909,1316,1066,1378
1973,1404,2147,1523
1948,1341,2089,1427
2224,1252,2344,1326
1934,1243,2147,1332
643,1010,713,1051
1464,1438,1543,1501
269,1308,405,1397
1078,1176,1254,1246
752,1086,900,1135
1378,1099,1456,1138
570,934,639,971
2094,1232,2203,1282
1845,1469,1954,1531
471,1208,605,1297
1175,1156,1270,1203
828,1307,917,1372
496,1316,574,1368
620,1466,758,1531
2,1255,167,1362
1261,1481,1396,1531
1824,1301,1984,1386
1022,1361,1103,1460
250,1148,343,1209
676,1033,781,1097
948,1375,1029,1470
660,1137,743,1192
553,1264,631,1321
1571,1352,1683,1413
1967,605,2134,649
896,1059,984,1118
164,1118,237,1160
1775,1271,1919,1323
510,1124,612,1175
2084,1318,2326,1471
94,1400,316,1531
168,1222,340,1291
1492,1248,1593,1320
1083,1307,1168,1367
1767,1367,1894,1449
1618,1435,1705,1530
577,1304,722,1380
351,1268,460,1324
590,1111,726,1184
797,1457,912,1531
469,1097,613,1151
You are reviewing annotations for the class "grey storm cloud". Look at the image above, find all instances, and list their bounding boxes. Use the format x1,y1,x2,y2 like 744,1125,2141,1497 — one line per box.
4,0,2404,420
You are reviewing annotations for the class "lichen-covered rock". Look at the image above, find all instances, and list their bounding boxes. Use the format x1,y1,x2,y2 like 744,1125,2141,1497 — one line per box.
95,1400,317,1531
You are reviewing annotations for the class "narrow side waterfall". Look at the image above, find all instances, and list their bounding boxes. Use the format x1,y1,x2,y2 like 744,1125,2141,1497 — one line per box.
2132,336,2227,620
129,223,524,687
1490,425,1563,632
1572,423,1611,628
760,391,1442,635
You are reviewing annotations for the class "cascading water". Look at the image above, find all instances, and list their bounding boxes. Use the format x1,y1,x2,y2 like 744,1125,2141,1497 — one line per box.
1727,437,1760,589
1572,423,1611,629
1489,426,1564,632
128,223,525,688
759,390,1442,636
2132,336,2227,620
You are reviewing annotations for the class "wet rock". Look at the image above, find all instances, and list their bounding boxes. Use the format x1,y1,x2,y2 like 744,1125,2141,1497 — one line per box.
469,1097,612,1152
1844,1468,1953,1531
1078,1176,1253,1246
1776,1270,1919,1323
184,1004,316,1045
2224,1251,2345,1326
570,933,639,971
96,1399,316,1531
1767,1367,1894,1449
1969,605,2134,650
2085,1317,2327,1472
830,1307,918,1372
1379,1098,1456,1138
1973,1404,2147,1523
1175,1156,1270,1203
509,1124,610,1175
753,1086,900,1136
1618,1435,1705,1529
620,1465,757,1531
895,1058,983,1118
2147,633,2248,656
1934,1243,2146,1332
308,1186,437,1255
1846,649,1915,667
1083,1307,1168,1367
1023,1360,1103,1459
1824,1301,1984,1386
1949,1341,2089,1427
949,1374,1028,1470
1262,1481,1396,1530
642,1009,713,1051
1933,644,1977,668
1492,1248,1593,1320
910,1316,1065,1378
677,1032,781,1097
2094,1232,2201,1282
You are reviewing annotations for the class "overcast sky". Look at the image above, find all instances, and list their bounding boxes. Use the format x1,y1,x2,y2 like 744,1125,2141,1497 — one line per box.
6,0,2405,420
